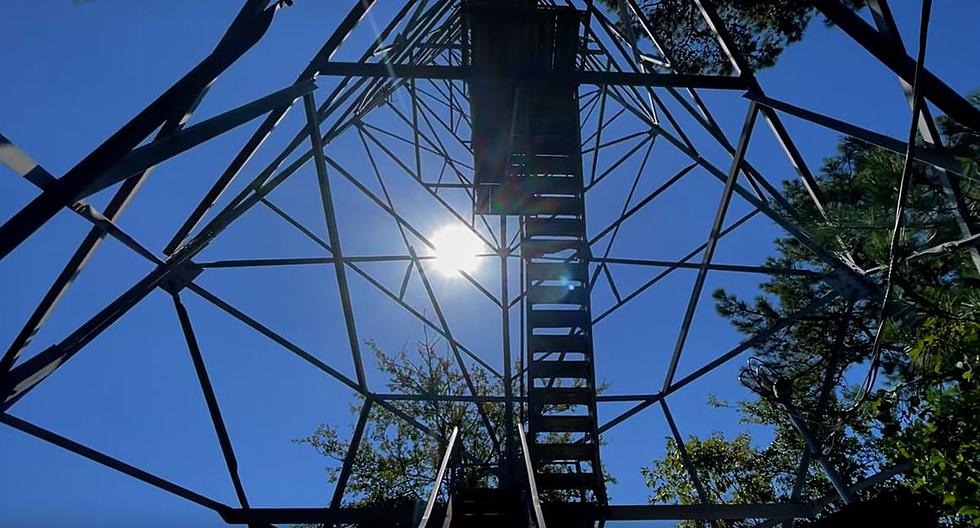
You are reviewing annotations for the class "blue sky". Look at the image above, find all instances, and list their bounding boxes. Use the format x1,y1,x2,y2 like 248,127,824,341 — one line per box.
1,1,978,527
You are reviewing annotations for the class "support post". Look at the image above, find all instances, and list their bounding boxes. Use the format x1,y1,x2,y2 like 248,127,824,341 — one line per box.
302,91,368,390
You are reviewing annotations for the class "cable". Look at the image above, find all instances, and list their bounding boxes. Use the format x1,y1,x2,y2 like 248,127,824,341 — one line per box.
843,0,933,418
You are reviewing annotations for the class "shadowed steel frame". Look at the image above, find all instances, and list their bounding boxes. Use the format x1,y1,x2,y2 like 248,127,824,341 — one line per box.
0,0,977,525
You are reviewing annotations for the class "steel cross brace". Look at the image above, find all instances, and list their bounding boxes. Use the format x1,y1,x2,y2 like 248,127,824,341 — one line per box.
0,0,284,261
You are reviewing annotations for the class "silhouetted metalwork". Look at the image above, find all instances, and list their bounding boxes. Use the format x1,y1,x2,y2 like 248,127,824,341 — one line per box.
1,0,976,526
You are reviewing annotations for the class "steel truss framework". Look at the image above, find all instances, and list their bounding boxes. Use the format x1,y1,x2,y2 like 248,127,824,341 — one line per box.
1,0,978,526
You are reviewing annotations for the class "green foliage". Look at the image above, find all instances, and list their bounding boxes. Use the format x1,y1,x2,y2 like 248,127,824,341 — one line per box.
642,94,980,524
294,336,502,507
296,334,613,510
642,433,780,506
878,380,980,523
600,0,863,74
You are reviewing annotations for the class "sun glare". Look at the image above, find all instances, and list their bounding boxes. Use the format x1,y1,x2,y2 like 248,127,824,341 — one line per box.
431,225,483,277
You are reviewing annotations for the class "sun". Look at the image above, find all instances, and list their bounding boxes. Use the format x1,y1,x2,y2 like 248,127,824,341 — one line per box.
430,225,483,277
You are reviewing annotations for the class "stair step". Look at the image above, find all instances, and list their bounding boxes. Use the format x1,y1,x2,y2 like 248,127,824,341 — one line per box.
532,415,593,432
523,196,583,215
529,155,577,174
528,309,590,329
529,360,591,379
526,262,588,282
532,135,579,155
536,471,597,490
531,387,593,405
525,217,584,237
528,334,592,354
495,173,579,194
523,239,587,259
533,442,594,461
450,488,519,528
455,487,509,501
521,175,581,194
527,285,588,305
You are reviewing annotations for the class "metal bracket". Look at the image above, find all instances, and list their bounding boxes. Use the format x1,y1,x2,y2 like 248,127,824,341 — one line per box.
160,262,204,295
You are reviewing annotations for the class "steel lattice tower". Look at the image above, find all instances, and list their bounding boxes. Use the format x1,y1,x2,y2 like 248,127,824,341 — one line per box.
1,0,978,526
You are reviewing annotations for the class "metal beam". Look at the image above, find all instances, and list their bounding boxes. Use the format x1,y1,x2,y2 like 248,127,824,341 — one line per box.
1,129,313,409
315,61,750,89
816,0,980,132
543,502,809,521
409,246,502,459
661,400,716,528
330,400,372,509
0,413,230,514
0,0,281,261
172,294,251,510
255,197,501,379
218,501,808,525
82,80,316,198
220,504,423,525
185,283,481,467
596,291,839,436
303,91,368,390
745,92,963,174
163,0,381,255
592,257,821,277
691,0,830,220
864,0,980,274
0,136,168,375
662,103,759,391
592,210,761,326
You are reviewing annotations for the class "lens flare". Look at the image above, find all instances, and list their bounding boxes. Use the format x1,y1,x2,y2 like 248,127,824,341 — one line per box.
431,225,483,277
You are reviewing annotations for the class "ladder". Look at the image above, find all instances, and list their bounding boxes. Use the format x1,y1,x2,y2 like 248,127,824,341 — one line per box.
520,86,606,505
467,0,606,511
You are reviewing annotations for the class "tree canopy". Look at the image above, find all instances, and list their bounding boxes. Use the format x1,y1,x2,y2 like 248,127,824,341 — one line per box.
295,335,503,508
642,95,980,526
600,0,863,74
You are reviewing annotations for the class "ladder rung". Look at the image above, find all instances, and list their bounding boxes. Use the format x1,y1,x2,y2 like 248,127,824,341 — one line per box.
527,285,588,305
530,156,577,174
523,239,587,258
523,196,582,215
532,443,594,462
535,472,597,490
529,334,591,353
526,262,588,282
529,360,591,379
531,387,593,405
525,217,584,237
533,415,593,432
529,309,590,329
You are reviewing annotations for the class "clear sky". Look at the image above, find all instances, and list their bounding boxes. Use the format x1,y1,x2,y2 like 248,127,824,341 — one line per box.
1,1,978,527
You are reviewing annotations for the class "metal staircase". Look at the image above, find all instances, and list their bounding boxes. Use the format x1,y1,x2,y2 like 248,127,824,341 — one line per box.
467,0,607,510
520,92,606,505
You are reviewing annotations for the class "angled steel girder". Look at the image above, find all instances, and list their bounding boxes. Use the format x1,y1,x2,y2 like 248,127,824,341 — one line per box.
744,92,963,174
315,61,751,89
164,0,382,255
302,90,368,390
863,0,980,274
172,294,251,510
0,0,283,261
0,412,233,515
81,80,316,198
662,103,759,391
4,1,977,524
0,93,208,376
816,0,980,134
217,502,811,525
